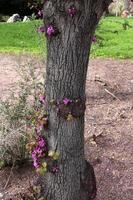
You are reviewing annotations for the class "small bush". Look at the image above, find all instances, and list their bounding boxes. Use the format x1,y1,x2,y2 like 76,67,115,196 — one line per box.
0,57,45,167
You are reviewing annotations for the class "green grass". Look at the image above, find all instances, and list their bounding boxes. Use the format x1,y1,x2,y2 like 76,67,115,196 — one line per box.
91,17,133,58
0,20,46,56
0,17,133,58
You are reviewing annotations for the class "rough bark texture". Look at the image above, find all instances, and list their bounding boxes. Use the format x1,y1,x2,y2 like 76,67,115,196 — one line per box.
42,1,112,200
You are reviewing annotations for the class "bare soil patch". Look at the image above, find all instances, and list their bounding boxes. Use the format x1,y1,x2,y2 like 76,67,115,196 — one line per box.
0,54,133,199
85,59,133,200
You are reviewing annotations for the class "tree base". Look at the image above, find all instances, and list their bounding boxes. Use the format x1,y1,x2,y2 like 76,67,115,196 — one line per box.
80,160,97,200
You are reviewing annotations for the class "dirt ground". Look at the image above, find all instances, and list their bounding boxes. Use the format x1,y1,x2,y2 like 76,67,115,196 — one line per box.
0,54,133,200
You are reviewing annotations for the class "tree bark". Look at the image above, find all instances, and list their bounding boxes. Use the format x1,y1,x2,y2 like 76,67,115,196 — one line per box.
124,0,130,11
42,1,112,200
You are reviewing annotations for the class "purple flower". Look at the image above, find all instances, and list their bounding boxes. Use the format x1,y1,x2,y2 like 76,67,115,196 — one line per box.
130,1,133,6
63,98,72,105
38,10,43,18
68,6,77,17
32,151,36,159
31,135,48,169
38,136,46,148
37,148,43,156
37,26,45,33
47,25,56,37
32,147,43,158
33,159,40,169
39,95,45,104
51,166,59,173
92,36,97,43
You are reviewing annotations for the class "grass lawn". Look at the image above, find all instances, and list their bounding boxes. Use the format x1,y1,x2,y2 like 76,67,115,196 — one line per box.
91,17,133,59
0,17,133,58
0,20,46,56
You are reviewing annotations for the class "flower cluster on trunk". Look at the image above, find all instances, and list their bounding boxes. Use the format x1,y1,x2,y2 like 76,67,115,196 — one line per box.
50,98,86,120
26,95,59,175
37,1,79,37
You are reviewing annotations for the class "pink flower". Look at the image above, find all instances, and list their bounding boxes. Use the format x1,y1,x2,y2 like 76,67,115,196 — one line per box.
68,6,77,17
33,159,40,169
47,25,57,37
38,136,46,148
51,166,59,173
92,36,97,43
122,10,130,18
32,147,43,158
38,10,43,18
37,26,45,33
32,151,36,159
31,136,48,169
63,98,72,105
130,1,133,6
39,95,45,104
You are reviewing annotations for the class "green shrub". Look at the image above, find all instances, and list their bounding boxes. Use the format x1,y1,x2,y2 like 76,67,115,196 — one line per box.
0,57,45,167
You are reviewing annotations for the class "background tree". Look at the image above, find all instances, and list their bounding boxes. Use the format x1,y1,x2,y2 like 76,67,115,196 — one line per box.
124,0,130,10
41,1,112,200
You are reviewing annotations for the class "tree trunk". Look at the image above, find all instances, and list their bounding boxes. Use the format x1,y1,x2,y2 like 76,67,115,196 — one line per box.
42,1,112,200
124,0,130,11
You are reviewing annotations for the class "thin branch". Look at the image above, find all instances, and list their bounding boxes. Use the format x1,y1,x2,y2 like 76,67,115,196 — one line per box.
104,88,120,101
